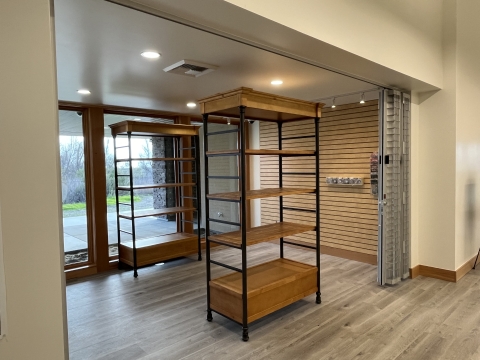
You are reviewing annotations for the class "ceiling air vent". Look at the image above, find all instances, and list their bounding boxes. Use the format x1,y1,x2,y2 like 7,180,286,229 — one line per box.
163,59,218,78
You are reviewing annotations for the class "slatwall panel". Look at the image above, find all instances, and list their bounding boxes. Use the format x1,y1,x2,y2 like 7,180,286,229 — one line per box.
260,100,379,260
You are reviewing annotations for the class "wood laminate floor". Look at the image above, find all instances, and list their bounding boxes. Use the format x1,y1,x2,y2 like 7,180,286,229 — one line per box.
67,243,480,360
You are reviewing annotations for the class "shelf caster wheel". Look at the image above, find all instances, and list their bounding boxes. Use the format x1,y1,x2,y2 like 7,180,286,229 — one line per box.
207,310,213,322
134,270,138,278
316,292,322,304
198,254,202,261
242,328,249,342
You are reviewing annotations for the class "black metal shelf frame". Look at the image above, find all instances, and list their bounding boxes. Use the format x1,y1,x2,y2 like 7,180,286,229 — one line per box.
113,131,202,278
202,108,321,342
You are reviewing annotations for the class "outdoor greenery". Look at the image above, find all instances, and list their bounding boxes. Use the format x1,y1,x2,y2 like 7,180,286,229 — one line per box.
62,195,141,211
60,136,153,212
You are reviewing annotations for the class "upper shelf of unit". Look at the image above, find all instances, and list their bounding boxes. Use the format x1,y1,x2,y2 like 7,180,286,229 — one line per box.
197,87,324,122
116,157,195,162
109,120,200,137
207,187,315,201
206,149,315,157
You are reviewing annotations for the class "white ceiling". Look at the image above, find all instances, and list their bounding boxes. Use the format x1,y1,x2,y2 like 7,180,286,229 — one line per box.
54,0,375,115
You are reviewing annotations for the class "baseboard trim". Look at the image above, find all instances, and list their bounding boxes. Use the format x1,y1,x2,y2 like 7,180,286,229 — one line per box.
409,254,480,283
456,254,479,282
417,264,456,282
409,265,420,279
320,245,377,265
282,241,377,265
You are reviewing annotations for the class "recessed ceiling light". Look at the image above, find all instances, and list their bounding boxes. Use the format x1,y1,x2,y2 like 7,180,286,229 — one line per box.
271,80,283,85
141,51,160,59
187,102,196,108
77,89,91,95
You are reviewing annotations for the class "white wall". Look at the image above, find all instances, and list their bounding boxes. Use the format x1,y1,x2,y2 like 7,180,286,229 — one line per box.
225,0,444,88
0,0,68,359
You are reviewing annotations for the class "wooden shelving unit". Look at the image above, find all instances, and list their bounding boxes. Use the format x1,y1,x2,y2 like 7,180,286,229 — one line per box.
110,120,202,278
199,87,323,341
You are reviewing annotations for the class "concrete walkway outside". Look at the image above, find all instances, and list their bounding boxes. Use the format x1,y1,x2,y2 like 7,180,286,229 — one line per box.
63,212,178,252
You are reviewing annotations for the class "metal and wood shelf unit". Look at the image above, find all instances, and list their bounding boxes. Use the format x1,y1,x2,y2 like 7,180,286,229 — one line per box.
198,87,323,341
109,121,202,278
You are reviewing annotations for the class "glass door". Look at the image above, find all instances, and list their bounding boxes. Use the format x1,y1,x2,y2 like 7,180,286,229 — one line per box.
59,109,90,266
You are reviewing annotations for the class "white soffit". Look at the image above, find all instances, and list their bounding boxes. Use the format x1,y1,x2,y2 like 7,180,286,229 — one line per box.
109,0,439,94
55,0,375,113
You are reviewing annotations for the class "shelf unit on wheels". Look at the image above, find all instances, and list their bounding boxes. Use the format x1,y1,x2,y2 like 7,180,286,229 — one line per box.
198,87,323,341
110,120,202,278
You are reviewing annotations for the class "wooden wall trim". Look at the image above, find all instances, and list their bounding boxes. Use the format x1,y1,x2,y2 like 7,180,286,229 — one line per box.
409,265,420,279
409,255,480,282
282,241,376,265
58,100,229,123
84,107,110,272
320,245,376,265
65,265,97,281
456,255,479,282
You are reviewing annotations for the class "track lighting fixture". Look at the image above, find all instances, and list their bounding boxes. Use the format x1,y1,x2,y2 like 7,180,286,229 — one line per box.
360,93,365,104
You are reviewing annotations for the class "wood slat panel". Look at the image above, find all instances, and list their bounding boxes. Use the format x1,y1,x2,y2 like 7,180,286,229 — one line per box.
259,100,379,263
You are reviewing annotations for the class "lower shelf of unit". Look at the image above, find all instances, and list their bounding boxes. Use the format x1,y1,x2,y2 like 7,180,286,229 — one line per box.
209,258,318,324
119,232,199,267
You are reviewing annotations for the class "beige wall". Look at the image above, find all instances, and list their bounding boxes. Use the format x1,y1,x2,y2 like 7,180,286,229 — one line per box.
454,0,480,269
0,0,68,359
410,103,420,268
414,0,457,271
225,0,443,88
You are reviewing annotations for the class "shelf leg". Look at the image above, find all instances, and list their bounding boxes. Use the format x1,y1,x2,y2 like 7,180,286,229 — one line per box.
134,269,138,278
195,134,202,262
278,122,284,258
315,116,321,304
203,113,213,321
242,327,249,342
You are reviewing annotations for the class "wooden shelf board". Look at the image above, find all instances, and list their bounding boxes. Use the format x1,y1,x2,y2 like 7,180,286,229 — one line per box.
207,187,315,201
211,258,316,297
206,149,315,156
197,87,324,121
209,258,317,323
110,120,199,137
119,232,199,267
120,232,197,249
117,182,195,191
209,222,315,248
117,157,195,162
118,206,196,220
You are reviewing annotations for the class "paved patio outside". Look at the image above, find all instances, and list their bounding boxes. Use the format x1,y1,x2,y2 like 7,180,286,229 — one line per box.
63,212,178,253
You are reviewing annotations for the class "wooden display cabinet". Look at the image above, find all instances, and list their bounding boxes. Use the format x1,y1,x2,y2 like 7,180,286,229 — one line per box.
110,121,202,277
198,87,323,341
